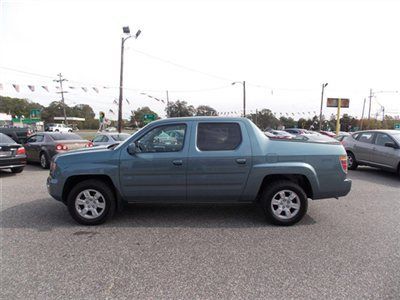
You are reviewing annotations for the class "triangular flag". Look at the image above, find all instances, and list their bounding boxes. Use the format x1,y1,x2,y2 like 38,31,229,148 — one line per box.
125,98,130,104
28,85,35,92
82,87,88,92
92,87,99,93
113,99,118,105
0,83,3,90
109,109,115,114
42,86,49,92
69,86,76,89
12,84,20,92
56,86,60,90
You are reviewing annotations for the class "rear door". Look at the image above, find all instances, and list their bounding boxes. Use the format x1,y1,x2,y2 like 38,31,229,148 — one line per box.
187,121,252,202
353,132,375,162
371,133,399,169
24,134,44,161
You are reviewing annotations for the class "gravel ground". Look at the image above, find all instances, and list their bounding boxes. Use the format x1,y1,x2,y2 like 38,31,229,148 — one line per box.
1,165,399,299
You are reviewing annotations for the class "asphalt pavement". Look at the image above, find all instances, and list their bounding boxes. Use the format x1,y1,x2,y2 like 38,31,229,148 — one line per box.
1,165,399,299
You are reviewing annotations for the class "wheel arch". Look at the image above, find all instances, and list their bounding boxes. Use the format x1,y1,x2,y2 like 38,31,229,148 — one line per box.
256,174,313,201
62,175,120,207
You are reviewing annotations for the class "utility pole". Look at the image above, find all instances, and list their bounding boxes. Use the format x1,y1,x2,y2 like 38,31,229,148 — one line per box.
367,88,373,129
360,98,366,130
54,73,68,125
319,83,328,131
166,90,170,117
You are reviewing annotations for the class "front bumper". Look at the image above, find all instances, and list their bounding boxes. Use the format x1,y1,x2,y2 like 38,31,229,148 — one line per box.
47,176,63,202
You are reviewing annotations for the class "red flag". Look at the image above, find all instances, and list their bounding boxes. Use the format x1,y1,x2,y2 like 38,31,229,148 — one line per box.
42,86,49,92
12,84,20,92
28,85,35,92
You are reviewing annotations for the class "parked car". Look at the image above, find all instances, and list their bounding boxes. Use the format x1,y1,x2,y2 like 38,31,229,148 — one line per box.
320,130,336,138
0,133,26,173
284,128,308,135
0,127,31,143
335,132,351,143
92,133,130,146
343,130,400,174
24,132,93,169
47,117,351,226
266,130,295,139
45,123,73,133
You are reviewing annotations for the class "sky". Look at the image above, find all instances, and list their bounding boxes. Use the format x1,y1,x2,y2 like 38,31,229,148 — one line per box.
1,0,399,121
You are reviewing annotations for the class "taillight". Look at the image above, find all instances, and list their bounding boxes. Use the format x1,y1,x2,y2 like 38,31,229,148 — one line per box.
56,144,68,151
85,142,94,147
16,147,26,155
340,155,348,174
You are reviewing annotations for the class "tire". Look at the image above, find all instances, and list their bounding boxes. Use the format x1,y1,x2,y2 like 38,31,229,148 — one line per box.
261,180,308,226
68,130,72,132
40,152,50,169
347,151,358,170
55,129,59,132
67,179,116,225
11,167,24,173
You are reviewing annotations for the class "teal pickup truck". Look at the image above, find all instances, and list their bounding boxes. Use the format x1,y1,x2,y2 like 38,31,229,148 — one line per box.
47,117,351,226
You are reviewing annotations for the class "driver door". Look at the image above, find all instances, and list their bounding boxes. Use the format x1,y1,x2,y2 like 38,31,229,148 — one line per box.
119,123,190,203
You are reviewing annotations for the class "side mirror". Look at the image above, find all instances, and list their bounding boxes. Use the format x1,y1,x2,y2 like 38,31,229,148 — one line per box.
385,142,398,149
127,143,138,155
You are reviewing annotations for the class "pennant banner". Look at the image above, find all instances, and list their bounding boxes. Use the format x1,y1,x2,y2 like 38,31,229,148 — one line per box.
28,85,35,92
42,86,49,92
0,83,3,90
12,84,20,92
81,87,88,92
92,87,99,93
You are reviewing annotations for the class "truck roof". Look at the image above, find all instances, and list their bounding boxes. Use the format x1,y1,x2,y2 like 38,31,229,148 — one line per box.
151,117,249,124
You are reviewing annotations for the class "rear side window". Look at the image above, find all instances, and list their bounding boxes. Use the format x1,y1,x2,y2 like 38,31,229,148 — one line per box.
358,132,374,144
197,123,242,151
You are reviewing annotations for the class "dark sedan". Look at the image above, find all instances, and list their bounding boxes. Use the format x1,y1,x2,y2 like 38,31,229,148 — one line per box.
0,133,26,173
24,132,93,169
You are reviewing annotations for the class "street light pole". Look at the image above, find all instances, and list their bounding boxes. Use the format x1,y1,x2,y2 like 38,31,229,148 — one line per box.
118,26,141,133
232,81,246,117
319,83,328,131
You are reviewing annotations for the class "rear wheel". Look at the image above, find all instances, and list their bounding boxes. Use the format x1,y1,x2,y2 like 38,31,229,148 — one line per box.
347,152,358,170
67,179,116,225
40,152,50,169
261,180,308,226
11,167,24,173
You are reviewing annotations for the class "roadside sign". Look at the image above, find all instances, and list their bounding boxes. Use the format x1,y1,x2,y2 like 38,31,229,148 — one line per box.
30,109,41,119
395,123,400,130
143,114,156,125
327,98,350,108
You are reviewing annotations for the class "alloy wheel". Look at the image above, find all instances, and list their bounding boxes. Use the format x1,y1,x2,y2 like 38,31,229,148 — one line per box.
270,190,301,220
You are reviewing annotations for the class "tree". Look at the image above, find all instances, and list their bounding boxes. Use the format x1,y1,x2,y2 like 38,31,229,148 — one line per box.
249,109,279,130
166,100,195,117
196,105,217,116
279,116,297,129
130,106,159,128
0,96,43,118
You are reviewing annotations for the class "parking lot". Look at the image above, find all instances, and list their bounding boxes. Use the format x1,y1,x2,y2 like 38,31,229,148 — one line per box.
1,165,399,299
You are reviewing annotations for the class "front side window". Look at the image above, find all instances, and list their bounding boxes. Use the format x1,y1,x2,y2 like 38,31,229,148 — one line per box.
35,135,44,142
358,132,374,144
136,124,186,153
197,122,242,151
375,133,393,147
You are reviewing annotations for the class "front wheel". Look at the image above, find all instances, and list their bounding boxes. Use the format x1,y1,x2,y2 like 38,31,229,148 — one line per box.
261,180,308,226
67,179,116,225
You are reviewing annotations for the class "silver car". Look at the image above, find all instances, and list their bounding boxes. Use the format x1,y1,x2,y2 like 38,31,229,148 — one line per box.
343,130,400,175
92,133,130,146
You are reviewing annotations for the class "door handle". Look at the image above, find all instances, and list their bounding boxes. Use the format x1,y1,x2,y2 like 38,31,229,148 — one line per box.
172,159,183,166
235,158,247,164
